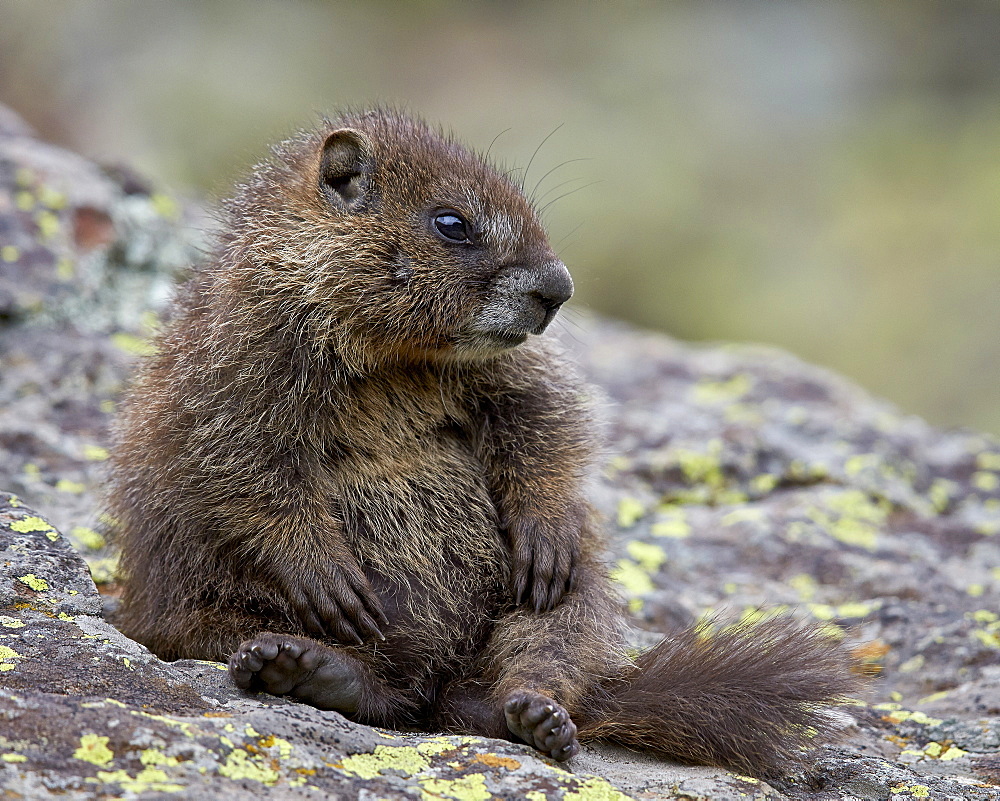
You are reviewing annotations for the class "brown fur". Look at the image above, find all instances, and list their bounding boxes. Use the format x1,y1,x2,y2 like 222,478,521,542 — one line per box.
108,108,866,778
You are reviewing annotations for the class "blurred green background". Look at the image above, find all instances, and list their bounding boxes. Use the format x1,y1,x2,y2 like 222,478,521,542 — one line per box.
2,0,998,434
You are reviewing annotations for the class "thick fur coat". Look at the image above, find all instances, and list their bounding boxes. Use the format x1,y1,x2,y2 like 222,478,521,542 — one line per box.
109,109,864,777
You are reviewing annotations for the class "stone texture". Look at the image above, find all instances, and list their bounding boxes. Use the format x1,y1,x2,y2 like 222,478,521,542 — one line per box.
1,103,998,799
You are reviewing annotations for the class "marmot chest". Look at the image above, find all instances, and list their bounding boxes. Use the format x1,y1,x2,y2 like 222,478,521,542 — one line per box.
325,377,510,612
329,420,511,671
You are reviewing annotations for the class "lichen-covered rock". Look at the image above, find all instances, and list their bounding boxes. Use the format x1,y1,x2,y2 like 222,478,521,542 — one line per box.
0,104,203,560
570,321,1000,696
1,102,998,798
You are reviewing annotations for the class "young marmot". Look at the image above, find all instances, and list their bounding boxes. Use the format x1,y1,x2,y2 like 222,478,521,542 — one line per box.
108,108,864,777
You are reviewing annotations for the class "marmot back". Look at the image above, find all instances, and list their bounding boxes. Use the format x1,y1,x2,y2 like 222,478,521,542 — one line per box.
108,108,867,779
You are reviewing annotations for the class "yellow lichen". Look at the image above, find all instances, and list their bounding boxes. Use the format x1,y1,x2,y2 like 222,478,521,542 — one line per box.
789,573,818,601
737,608,788,627
883,709,942,726
419,773,491,801
625,541,666,572
972,629,1000,649
806,490,888,551
844,453,879,476
83,444,110,461
1,753,27,763
111,332,157,356
928,478,957,513
140,749,180,768
87,557,120,585
218,748,279,784
675,441,726,489
916,689,949,705
39,185,67,209
338,745,429,779
56,478,87,495
650,508,690,538
829,516,879,550
134,711,194,736
17,574,49,591
35,210,61,239
691,374,752,404
829,489,888,521
836,601,877,618
257,734,294,760
0,616,25,628
721,507,764,526
73,734,114,766
1,245,19,262
977,452,1000,471
151,193,180,220
610,559,654,596
89,768,184,793
563,776,634,801
55,479,86,495
416,739,456,756
615,497,645,528
71,526,106,550
972,470,1000,492
750,473,778,493
10,517,55,534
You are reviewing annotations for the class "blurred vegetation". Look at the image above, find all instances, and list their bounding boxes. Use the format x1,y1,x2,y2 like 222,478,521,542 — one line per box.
2,0,998,434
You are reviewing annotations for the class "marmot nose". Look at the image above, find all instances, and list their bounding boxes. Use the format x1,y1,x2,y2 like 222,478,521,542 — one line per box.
529,261,574,312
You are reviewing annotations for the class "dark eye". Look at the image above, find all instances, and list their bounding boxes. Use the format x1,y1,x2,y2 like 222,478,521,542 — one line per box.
433,210,472,244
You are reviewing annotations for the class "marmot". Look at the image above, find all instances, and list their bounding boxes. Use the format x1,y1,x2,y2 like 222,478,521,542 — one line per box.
108,108,865,777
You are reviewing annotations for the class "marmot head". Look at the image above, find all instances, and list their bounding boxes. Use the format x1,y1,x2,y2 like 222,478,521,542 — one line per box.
226,108,573,368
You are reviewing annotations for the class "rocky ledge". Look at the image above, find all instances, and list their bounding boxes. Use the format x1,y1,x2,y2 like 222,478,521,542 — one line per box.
1,105,998,799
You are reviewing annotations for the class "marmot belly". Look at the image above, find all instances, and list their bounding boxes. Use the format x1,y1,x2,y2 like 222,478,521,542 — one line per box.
333,436,509,686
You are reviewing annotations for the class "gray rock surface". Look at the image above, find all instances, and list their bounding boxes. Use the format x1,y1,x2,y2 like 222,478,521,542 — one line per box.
1,103,998,799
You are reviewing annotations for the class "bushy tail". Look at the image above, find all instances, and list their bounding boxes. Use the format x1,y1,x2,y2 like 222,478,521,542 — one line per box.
576,616,870,778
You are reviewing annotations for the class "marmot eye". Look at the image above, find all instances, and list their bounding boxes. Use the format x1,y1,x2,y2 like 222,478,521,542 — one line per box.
433,211,472,244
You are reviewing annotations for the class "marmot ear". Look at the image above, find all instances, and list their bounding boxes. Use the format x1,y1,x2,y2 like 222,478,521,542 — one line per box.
319,129,373,211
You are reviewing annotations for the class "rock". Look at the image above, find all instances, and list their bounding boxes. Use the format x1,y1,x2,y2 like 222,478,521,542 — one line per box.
0,103,202,554
1,103,998,798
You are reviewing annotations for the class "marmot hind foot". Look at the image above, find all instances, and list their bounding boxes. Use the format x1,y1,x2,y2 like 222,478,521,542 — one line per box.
504,690,580,761
229,633,363,714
